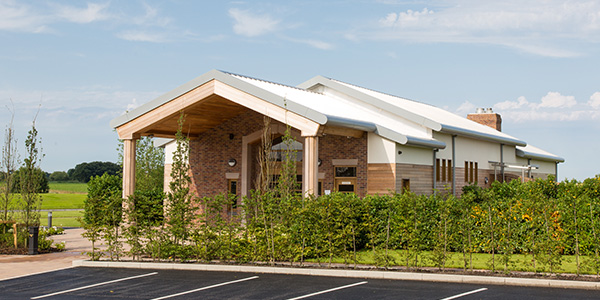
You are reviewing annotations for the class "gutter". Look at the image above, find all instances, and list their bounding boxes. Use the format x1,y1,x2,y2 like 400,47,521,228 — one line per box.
516,149,565,163
440,124,526,147
325,115,446,149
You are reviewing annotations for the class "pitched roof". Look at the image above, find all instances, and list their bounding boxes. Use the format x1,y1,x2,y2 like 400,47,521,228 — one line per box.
110,69,562,162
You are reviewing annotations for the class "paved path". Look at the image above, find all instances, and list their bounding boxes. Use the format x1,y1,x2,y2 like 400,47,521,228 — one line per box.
0,228,90,280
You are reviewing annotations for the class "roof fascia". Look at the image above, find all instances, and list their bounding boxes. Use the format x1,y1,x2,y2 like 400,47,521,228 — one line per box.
325,115,445,149
405,136,447,149
110,69,328,129
516,148,565,163
298,76,442,131
440,124,527,147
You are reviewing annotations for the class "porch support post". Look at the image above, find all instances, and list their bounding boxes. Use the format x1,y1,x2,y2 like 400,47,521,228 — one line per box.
303,136,318,197
123,138,137,200
241,136,250,198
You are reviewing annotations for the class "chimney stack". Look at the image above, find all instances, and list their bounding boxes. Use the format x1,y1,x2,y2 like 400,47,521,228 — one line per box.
467,108,502,131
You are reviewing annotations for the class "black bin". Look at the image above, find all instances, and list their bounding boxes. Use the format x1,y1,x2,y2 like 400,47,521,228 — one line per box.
28,226,38,255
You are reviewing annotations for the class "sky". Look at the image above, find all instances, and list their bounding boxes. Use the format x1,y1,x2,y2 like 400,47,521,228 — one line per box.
0,0,599,181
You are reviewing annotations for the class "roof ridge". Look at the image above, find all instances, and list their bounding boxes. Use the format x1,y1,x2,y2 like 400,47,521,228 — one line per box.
221,70,324,96
329,78,437,108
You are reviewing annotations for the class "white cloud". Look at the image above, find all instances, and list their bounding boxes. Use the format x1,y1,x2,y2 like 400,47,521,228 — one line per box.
538,92,576,108
283,36,334,50
0,0,49,33
228,8,280,37
588,92,600,109
455,100,476,115
55,2,110,24
494,96,529,110
490,92,589,123
365,0,600,57
117,30,168,43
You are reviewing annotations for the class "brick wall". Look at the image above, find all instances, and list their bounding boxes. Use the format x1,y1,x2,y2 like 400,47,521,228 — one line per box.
189,109,267,198
318,134,368,197
184,109,369,198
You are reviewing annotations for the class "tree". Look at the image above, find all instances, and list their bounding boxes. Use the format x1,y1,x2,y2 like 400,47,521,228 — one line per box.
11,167,49,193
1,103,18,222
71,161,121,183
49,171,69,182
117,136,164,193
18,117,43,228
165,112,194,247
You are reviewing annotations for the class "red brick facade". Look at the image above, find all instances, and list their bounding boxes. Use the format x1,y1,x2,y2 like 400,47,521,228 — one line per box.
318,134,368,197
186,109,369,198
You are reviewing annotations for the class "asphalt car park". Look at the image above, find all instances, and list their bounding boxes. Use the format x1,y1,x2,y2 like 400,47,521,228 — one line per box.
1,267,599,299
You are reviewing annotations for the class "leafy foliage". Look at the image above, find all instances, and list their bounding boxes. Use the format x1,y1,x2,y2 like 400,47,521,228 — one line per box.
70,161,121,183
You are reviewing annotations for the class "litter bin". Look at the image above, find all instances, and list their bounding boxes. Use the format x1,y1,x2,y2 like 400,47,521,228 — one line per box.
28,226,38,255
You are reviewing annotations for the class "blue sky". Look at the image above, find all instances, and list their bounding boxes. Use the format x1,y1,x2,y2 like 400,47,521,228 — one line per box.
0,0,599,181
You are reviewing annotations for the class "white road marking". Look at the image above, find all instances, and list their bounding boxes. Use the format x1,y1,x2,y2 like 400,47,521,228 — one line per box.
30,272,158,299
149,276,259,300
287,281,368,300
439,287,488,300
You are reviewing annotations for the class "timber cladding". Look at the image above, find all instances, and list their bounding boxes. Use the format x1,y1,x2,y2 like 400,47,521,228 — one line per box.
396,163,434,196
367,163,396,195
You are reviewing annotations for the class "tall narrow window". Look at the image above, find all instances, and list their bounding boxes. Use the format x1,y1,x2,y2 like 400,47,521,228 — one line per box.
447,159,452,182
437,159,453,183
441,159,446,182
436,159,441,182
464,161,478,183
228,180,238,211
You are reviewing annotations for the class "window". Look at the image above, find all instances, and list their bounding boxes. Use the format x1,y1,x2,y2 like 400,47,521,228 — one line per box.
270,137,303,162
335,166,357,193
227,180,238,211
436,159,453,182
464,161,478,183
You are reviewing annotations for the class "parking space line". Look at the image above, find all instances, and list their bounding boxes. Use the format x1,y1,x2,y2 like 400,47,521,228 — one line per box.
439,287,488,300
30,272,158,299
287,281,368,300
149,276,259,300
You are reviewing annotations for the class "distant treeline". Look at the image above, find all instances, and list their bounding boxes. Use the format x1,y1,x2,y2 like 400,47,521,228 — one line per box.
0,161,120,184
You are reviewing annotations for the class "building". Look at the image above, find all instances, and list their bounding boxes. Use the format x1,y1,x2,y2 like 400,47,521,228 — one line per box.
110,69,564,201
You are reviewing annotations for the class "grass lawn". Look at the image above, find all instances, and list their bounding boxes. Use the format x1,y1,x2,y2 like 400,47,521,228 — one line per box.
48,182,88,194
313,249,600,276
38,210,83,228
41,194,85,209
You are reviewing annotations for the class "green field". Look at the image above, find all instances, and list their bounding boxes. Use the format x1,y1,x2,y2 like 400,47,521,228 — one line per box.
43,182,87,227
48,182,88,194
41,194,86,209
38,210,84,228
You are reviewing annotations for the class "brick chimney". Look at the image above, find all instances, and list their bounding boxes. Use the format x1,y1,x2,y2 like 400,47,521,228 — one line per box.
467,108,502,131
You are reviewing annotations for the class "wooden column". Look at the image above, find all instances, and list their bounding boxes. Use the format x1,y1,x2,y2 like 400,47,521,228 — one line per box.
122,138,137,199
303,136,318,196
241,136,249,198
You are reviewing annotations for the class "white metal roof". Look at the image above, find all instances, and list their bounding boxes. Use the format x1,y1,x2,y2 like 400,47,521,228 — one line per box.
230,73,440,146
517,144,564,162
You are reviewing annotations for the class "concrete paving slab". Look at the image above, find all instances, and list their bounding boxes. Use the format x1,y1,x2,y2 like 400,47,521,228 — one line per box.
0,228,90,281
